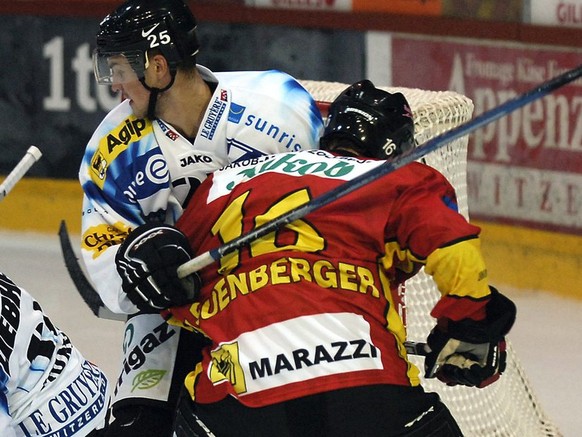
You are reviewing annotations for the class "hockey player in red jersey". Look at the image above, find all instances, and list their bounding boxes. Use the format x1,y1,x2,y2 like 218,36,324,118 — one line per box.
0,272,110,437
114,80,516,436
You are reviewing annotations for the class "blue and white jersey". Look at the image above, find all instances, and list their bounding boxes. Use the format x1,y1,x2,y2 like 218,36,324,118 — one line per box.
0,273,109,437
79,65,323,314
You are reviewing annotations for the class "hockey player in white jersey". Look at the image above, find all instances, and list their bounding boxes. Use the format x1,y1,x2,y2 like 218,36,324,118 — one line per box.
0,272,110,437
81,0,323,434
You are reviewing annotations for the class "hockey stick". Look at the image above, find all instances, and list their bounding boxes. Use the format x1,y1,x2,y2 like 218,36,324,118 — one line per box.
57,222,430,353
63,64,582,340
57,225,430,353
58,220,127,321
177,63,582,278
0,146,42,201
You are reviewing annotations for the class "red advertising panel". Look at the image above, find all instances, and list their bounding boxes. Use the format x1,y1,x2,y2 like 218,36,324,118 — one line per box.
244,0,351,11
245,0,442,14
352,0,441,15
391,37,582,234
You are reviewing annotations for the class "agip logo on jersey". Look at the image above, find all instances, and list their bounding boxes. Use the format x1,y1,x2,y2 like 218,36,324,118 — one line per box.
90,116,153,189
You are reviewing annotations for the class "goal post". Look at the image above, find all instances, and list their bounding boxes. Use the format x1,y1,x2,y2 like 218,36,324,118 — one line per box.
300,80,561,437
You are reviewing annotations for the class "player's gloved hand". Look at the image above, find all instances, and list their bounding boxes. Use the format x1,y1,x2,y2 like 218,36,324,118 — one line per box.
424,287,516,388
115,223,202,312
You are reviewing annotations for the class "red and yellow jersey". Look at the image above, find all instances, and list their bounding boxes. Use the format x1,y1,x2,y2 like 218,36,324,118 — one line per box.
168,150,490,407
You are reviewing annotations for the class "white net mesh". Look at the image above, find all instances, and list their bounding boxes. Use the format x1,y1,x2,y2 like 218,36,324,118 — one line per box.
300,80,561,437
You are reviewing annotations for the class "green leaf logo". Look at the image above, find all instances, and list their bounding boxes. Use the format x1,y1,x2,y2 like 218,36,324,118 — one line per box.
131,369,167,392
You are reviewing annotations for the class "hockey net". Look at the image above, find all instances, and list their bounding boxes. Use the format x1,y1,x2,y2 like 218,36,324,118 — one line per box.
300,80,561,437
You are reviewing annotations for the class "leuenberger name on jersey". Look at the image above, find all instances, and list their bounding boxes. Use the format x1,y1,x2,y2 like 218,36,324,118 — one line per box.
183,255,382,327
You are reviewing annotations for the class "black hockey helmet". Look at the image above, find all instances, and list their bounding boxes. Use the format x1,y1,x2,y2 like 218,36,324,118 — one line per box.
320,80,415,161
93,0,199,85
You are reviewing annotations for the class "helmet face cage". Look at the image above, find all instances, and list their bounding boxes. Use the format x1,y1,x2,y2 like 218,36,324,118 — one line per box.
93,50,147,85
321,80,415,161
93,0,199,85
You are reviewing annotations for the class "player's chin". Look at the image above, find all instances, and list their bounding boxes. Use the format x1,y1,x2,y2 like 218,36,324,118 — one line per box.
128,101,146,118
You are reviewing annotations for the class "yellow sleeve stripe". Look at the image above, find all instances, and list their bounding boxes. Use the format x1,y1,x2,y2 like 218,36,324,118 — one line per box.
424,238,490,300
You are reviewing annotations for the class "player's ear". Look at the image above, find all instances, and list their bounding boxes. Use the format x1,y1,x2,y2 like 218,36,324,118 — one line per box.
146,52,172,86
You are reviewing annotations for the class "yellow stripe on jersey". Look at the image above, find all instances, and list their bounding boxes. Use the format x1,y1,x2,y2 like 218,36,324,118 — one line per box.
424,238,490,300
377,266,422,387
90,116,153,189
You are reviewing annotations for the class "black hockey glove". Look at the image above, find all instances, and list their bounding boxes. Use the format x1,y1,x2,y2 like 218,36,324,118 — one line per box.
424,287,516,388
115,223,202,312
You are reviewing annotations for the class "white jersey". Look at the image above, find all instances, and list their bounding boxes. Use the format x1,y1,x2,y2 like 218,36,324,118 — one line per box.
80,66,323,314
0,273,109,437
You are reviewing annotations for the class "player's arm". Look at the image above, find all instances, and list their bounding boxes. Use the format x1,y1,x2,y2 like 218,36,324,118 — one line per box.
423,241,516,388
391,165,516,388
79,185,144,314
79,110,176,314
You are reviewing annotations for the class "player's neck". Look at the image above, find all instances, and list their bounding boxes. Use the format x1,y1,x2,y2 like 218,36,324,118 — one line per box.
156,73,212,139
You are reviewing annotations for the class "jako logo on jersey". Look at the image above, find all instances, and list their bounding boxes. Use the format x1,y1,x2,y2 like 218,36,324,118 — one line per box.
90,116,153,189
180,154,213,167
82,222,132,259
201,96,227,140
244,114,303,151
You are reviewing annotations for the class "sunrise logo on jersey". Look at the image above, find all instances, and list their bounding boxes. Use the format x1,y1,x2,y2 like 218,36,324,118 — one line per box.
208,342,247,395
90,116,153,189
244,113,304,151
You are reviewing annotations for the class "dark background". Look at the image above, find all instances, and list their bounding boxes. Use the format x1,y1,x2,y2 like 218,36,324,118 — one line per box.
0,0,579,179
0,16,364,178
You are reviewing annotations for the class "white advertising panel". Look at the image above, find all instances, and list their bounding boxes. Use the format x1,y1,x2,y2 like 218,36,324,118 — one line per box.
530,0,582,27
244,0,352,11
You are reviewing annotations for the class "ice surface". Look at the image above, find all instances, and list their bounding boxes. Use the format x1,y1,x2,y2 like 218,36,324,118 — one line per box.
0,230,580,436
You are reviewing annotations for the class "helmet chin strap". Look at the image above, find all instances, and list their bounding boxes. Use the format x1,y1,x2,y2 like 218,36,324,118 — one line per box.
139,69,177,120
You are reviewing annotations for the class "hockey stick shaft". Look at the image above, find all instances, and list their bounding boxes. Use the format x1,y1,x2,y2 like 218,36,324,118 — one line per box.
58,220,128,321
404,341,430,356
178,63,582,278
0,146,42,201
58,217,429,355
